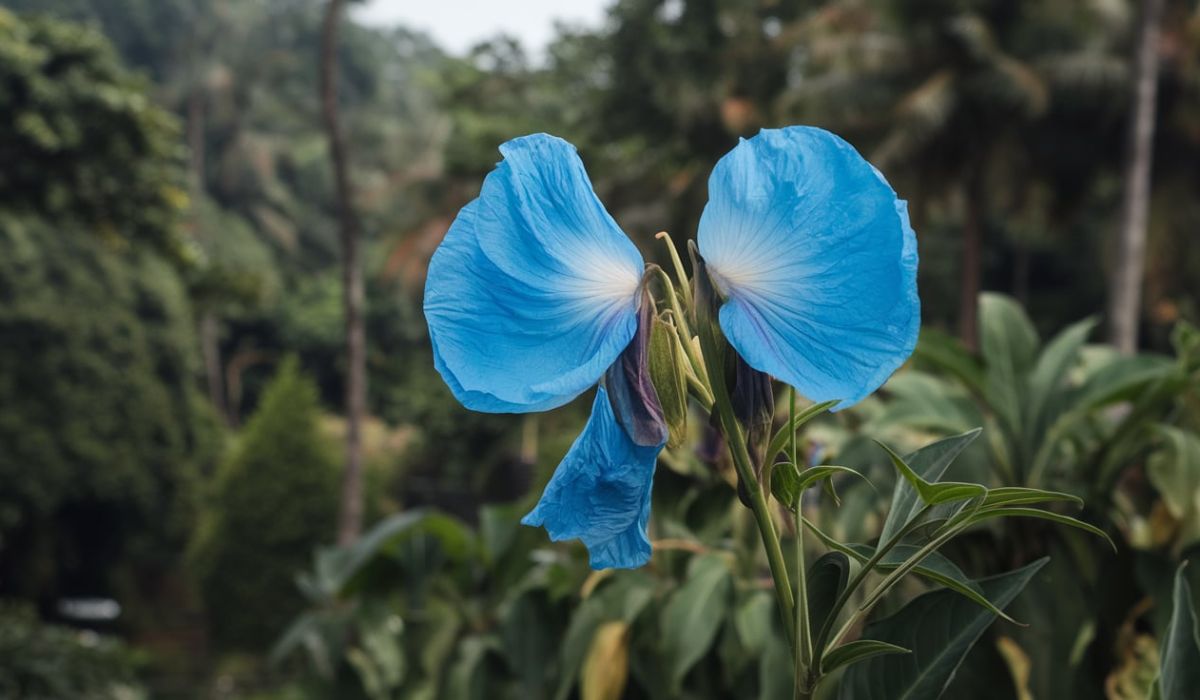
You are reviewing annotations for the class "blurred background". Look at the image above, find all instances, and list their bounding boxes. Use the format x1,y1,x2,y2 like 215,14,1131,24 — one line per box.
0,0,1198,698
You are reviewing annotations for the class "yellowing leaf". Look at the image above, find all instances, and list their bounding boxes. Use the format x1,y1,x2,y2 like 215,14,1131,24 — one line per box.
580,621,630,700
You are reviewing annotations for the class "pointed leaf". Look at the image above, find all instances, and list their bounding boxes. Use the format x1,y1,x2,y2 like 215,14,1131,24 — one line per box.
968,507,1115,550
1024,317,1096,441
879,430,981,545
837,558,1048,700
978,487,1083,509
1158,565,1200,700
807,551,852,641
979,293,1039,435
845,543,1018,624
661,554,733,693
821,639,910,675
878,441,986,510
771,463,869,512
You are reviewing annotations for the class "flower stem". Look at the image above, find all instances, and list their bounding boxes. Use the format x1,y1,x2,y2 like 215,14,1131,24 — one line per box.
699,335,795,651
790,389,814,698
714,397,797,651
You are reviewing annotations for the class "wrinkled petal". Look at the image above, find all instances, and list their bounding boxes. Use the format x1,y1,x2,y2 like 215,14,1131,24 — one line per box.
604,289,668,447
425,134,645,412
522,387,664,569
698,126,919,409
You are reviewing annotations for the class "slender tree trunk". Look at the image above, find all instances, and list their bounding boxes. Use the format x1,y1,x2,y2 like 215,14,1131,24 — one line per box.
187,49,229,424
321,0,367,545
200,312,227,420
1109,0,1164,355
957,170,984,351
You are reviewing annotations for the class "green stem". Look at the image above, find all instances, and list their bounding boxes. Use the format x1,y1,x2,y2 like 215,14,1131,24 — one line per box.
792,391,813,699
826,523,963,649
700,345,795,651
810,505,933,661
718,397,796,646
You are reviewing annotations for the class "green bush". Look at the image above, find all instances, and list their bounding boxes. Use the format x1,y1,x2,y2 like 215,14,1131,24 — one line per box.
0,603,145,699
191,357,339,651
0,214,220,607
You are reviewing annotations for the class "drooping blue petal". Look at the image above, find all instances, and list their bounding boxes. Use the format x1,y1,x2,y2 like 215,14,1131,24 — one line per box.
522,386,664,569
425,134,645,412
697,126,919,409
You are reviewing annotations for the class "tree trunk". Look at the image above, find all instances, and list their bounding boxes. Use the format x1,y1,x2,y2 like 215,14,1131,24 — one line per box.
321,0,367,546
199,312,227,421
957,170,984,352
1109,0,1164,355
187,52,230,425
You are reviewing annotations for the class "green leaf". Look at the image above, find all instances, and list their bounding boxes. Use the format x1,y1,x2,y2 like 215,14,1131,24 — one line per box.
650,316,689,449
1147,426,1200,550
771,463,869,512
979,293,1039,435
807,552,852,641
845,543,1018,624
879,430,981,545
821,639,910,675
1158,565,1200,700
556,573,654,700
1024,317,1096,441
837,558,1048,700
978,487,1083,509
914,327,986,395
878,441,987,509
765,399,839,463
661,554,733,693
735,591,776,656
967,507,1115,550
502,593,554,698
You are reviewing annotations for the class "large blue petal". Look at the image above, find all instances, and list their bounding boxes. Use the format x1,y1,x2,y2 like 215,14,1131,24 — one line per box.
522,387,664,569
425,134,645,412
697,126,919,409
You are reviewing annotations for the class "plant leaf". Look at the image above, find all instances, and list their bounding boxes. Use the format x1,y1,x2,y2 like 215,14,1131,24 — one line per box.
878,440,987,509
580,622,630,700
846,543,1018,624
979,293,1039,436
821,639,910,675
772,463,869,512
1024,317,1096,442
556,573,654,700
967,507,1115,550
807,551,852,641
879,429,981,545
837,558,1048,700
1157,564,1200,700
978,487,1083,509
661,554,733,693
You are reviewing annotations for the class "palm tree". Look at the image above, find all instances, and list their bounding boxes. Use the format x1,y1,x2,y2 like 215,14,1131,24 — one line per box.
781,0,1129,347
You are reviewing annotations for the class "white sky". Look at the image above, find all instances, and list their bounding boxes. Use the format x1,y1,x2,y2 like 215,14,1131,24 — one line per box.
352,0,612,56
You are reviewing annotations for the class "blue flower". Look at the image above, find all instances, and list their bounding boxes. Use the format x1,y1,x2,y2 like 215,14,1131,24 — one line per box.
698,127,920,409
424,134,645,414
425,134,666,569
424,127,918,570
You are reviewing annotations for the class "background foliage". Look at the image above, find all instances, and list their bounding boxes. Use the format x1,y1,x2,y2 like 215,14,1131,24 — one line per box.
0,0,1198,698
